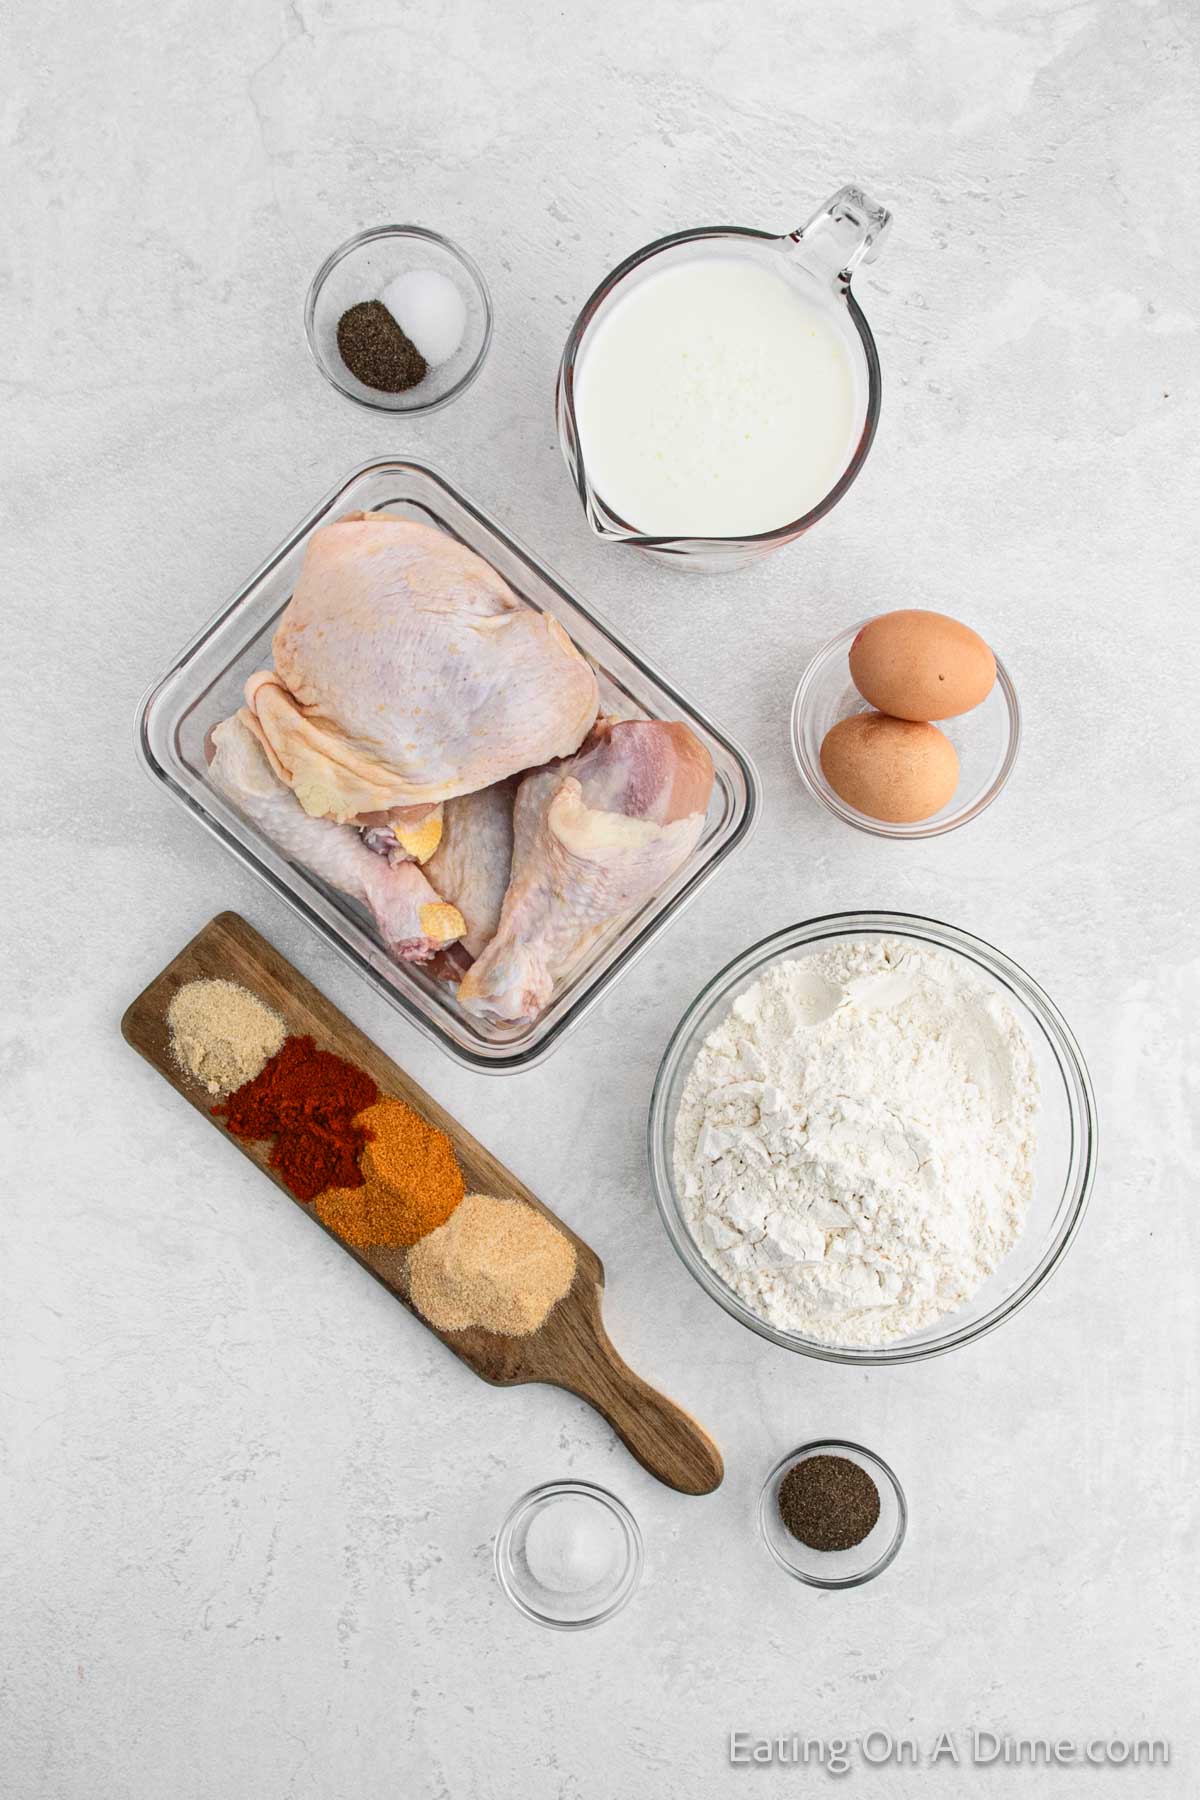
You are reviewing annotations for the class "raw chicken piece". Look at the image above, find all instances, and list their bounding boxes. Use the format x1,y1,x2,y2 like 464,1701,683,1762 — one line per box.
208,712,464,963
457,721,713,1023
242,514,599,822
425,779,516,960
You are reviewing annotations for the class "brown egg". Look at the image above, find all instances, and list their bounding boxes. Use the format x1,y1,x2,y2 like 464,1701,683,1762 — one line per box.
849,610,996,721
820,712,959,823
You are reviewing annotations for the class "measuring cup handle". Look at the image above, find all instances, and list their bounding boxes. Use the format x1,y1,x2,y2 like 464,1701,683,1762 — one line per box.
788,185,892,283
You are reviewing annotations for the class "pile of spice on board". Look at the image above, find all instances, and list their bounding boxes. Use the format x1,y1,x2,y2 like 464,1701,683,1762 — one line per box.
407,1194,576,1336
313,1096,464,1247
213,1035,377,1202
167,978,285,1096
192,993,573,1338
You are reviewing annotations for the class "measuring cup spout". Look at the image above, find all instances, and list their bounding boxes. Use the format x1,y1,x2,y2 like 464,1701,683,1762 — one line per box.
787,185,892,283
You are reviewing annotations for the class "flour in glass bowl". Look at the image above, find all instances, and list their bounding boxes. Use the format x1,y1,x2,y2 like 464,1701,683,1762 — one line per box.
673,938,1040,1347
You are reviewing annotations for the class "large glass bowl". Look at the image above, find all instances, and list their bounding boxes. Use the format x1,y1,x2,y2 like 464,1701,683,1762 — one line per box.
648,913,1096,1364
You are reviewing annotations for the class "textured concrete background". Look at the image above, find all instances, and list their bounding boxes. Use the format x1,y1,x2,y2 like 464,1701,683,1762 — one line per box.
4,1,1198,1795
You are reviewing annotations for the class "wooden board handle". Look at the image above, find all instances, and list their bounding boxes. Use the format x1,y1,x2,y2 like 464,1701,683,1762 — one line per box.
540,1304,723,1496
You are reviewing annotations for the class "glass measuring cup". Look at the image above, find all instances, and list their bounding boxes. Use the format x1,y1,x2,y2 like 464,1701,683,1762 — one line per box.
556,186,891,573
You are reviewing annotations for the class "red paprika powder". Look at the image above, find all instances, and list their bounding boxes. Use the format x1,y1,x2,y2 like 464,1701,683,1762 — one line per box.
214,1035,378,1202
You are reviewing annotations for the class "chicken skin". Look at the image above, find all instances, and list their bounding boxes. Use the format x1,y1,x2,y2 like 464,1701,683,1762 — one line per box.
425,779,517,961
241,513,598,822
457,721,713,1023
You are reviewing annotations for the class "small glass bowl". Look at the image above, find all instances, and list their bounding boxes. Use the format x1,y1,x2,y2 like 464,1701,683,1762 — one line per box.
759,1441,906,1588
791,622,1020,838
494,1481,643,1630
304,225,492,414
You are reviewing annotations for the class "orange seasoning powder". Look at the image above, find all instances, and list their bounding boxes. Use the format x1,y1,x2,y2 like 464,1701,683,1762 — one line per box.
313,1097,464,1249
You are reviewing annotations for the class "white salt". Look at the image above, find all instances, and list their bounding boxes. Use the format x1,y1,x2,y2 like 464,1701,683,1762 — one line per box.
380,269,467,366
522,1498,621,1594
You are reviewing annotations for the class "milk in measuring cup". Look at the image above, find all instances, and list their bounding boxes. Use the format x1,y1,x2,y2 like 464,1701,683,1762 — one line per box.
573,256,865,539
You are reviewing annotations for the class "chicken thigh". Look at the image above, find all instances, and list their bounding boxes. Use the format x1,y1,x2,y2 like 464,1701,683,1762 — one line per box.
425,779,516,960
209,712,464,962
457,721,713,1023
242,514,599,822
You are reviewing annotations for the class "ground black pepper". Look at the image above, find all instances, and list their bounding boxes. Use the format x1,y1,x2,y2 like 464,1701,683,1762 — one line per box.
777,1454,880,1551
336,300,428,393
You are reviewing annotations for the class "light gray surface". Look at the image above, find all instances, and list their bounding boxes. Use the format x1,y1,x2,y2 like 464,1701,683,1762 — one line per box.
4,3,1197,1795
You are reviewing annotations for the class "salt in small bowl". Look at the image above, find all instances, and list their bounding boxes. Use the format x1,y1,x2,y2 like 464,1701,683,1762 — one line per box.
494,1480,643,1629
305,224,492,415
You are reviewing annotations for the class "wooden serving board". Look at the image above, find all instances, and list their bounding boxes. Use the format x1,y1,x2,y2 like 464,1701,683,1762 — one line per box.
121,913,722,1496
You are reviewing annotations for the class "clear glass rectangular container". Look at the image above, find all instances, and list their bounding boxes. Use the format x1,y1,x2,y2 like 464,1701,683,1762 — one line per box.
136,460,759,1071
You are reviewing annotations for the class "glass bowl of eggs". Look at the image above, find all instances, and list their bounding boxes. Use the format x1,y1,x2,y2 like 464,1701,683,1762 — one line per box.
305,224,492,415
791,612,1020,839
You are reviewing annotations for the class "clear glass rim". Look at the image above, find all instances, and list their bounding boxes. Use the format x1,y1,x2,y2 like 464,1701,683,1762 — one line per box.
493,1479,644,1630
647,911,1097,1365
790,623,1022,839
556,224,883,549
303,224,494,415
757,1440,907,1588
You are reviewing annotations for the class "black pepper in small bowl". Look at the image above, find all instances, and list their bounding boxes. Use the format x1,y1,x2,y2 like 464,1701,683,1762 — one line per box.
336,300,428,393
778,1453,880,1551
758,1440,906,1588
305,225,492,414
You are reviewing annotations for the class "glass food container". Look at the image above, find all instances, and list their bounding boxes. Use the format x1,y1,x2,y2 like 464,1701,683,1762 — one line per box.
556,186,892,573
649,913,1096,1363
136,460,759,1073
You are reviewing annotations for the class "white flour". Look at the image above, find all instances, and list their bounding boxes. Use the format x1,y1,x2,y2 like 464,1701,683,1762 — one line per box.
674,938,1040,1347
